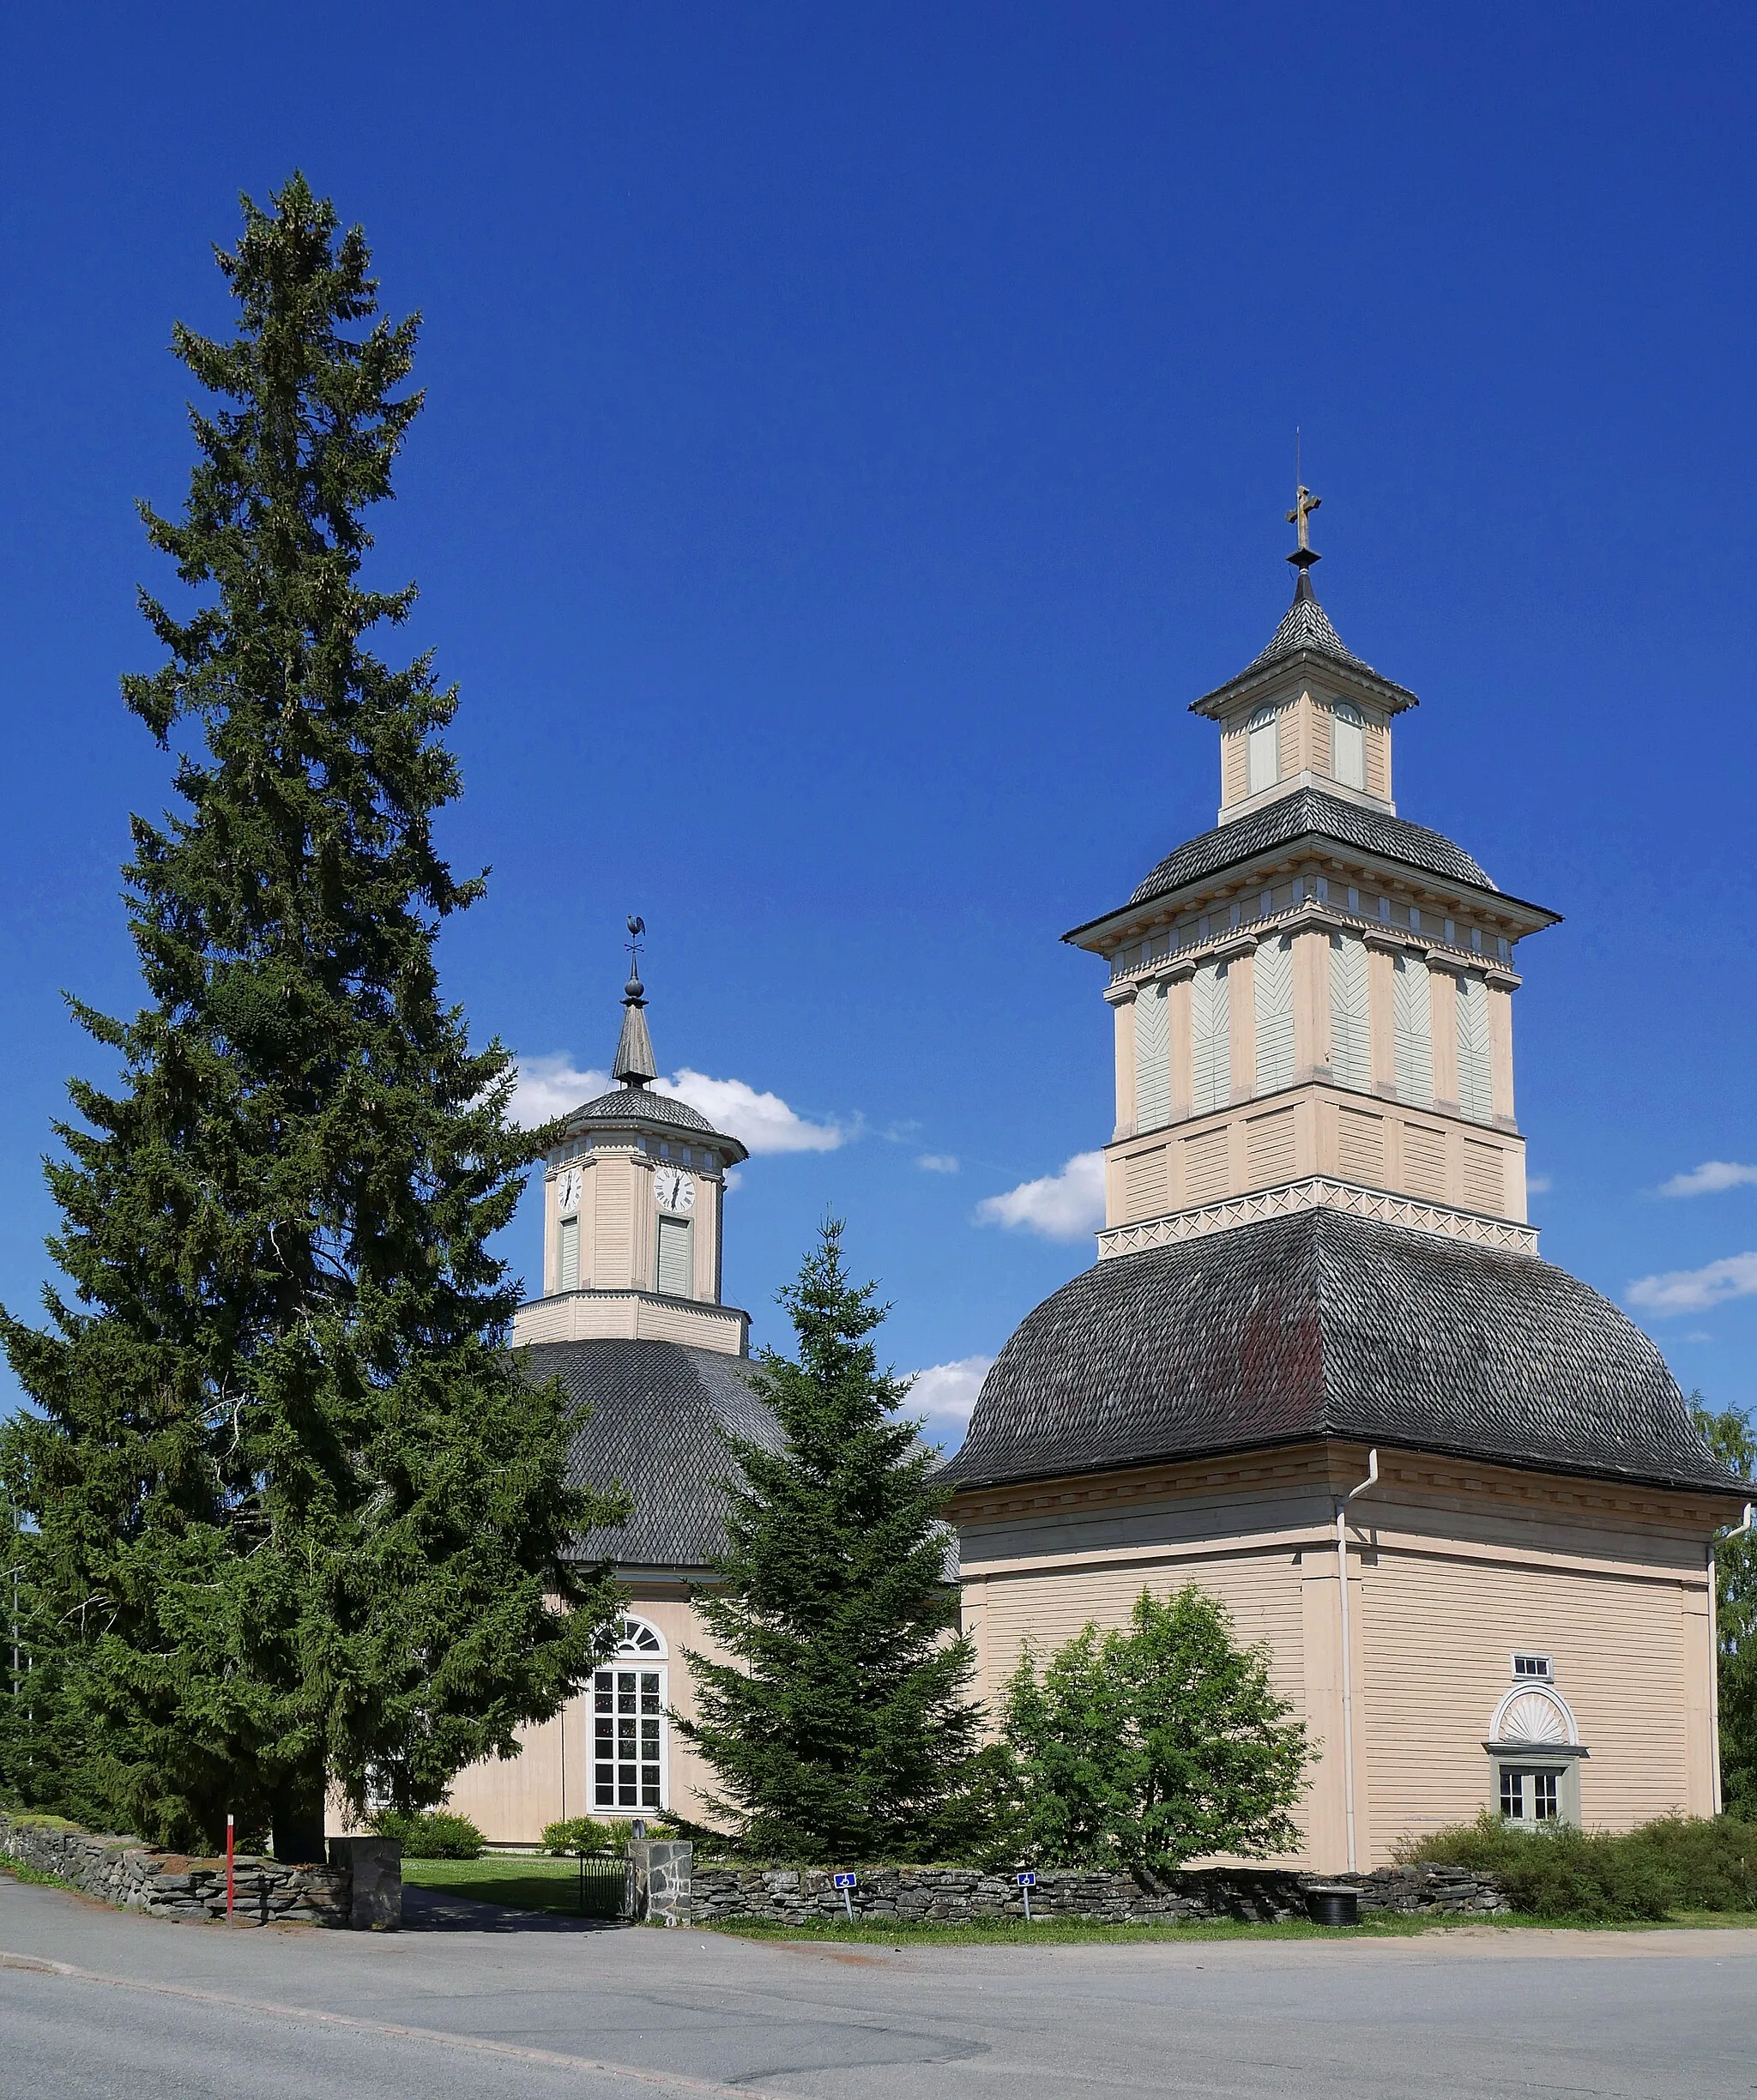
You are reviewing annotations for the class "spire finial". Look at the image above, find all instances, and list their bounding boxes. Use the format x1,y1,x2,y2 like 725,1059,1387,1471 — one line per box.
624,914,645,1003
1286,481,1322,574
612,915,658,1087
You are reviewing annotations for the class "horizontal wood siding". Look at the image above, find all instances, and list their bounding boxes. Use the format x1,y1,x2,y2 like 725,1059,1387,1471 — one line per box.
1181,1124,1230,1205
1337,1105,1385,1182
1463,1138,1504,1215
1403,1122,1447,1201
1247,1107,1297,1186
1126,1145,1167,1220
1361,1551,1694,1846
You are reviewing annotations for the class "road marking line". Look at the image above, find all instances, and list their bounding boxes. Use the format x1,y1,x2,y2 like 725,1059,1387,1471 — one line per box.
0,1950,796,2096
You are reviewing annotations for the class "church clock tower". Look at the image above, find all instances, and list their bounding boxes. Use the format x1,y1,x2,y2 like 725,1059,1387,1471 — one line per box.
1064,492,1561,1253
510,935,751,1355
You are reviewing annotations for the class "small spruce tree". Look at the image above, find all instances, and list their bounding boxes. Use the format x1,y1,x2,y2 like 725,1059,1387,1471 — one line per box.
0,175,624,1858
1002,1586,1309,1874
679,1219,981,1860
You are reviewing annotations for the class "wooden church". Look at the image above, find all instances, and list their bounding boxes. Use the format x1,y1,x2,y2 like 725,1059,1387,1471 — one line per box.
450,501,1745,1865
937,496,1745,1866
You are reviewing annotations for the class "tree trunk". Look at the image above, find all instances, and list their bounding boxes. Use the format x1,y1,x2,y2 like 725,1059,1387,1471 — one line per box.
271,1789,327,1865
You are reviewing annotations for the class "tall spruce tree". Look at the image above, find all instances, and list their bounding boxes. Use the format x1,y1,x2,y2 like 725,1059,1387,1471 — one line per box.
0,176,623,1858
679,1219,981,1860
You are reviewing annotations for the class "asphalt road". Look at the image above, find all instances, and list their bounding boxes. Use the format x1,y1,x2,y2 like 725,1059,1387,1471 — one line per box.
2,1871,1754,2098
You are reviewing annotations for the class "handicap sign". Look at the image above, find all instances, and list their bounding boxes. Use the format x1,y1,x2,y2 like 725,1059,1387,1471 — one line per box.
833,1873,857,1889
1015,1873,1036,1886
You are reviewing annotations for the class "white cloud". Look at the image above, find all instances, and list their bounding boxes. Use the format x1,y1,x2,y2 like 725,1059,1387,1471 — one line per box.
1627,1253,1757,1315
509,1056,851,1155
660,1069,851,1155
509,1056,607,1127
916,1154,960,1174
975,1151,1107,1241
906,1355,994,1425
1685,1331,1713,1343
1525,1174,1554,1196
1659,1161,1757,1198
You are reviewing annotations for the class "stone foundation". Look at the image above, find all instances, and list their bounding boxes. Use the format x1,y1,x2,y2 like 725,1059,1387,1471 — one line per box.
0,1813,357,1927
689,1861,1509,1925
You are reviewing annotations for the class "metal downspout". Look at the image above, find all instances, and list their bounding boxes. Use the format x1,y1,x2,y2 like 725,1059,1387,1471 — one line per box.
1337,1449,1380,1874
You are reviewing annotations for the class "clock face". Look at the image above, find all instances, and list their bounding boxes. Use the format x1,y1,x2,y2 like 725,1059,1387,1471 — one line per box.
654,1167,696,1215
556,1167,582,1216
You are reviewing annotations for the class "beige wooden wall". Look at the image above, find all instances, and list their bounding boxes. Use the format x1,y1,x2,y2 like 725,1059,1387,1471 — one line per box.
444,1584,733,1842
952,1443,1728,1871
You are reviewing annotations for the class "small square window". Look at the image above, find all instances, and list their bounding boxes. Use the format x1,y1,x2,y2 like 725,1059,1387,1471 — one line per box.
1512,1653,1553,1680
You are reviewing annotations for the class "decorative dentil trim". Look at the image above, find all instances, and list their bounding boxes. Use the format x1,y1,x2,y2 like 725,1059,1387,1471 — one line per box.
1096,1174,1540,1259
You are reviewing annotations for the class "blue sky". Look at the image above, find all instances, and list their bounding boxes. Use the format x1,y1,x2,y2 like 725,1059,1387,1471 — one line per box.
3,4,1755,1448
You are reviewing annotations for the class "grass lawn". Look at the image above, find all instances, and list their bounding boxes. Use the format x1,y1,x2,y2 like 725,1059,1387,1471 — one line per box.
401,1854,624,1920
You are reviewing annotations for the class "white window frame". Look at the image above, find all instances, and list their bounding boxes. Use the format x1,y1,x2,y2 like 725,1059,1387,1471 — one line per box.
592,1615,669,1816
1246,706,1280,795
1331,700,1366,789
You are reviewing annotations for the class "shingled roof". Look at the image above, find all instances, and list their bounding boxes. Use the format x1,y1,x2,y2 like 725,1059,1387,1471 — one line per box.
1120,788,1497,912
526,1337,782,1569
937,1209,1739,1497
1189,572,1421,715
1062,788,1517,946
563,1084,744,1153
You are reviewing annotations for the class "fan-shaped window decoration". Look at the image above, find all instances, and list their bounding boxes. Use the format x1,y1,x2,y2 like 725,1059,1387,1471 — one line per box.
613,1615,666,1659
1490,1682,1575,1745
1247,707,1280,796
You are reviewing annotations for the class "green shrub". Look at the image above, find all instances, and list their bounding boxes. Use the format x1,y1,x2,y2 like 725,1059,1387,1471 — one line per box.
1396,1810,1757,1921
541,1814,619,1856
1620,1813,1757,1911
370,1809,485,1859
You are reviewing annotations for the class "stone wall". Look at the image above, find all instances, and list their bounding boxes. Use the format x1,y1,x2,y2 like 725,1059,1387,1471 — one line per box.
0,1813,353,1927
689,1861,1509,1926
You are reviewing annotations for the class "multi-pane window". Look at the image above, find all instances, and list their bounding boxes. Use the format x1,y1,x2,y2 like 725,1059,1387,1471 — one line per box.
1392,954,1433,1105
1500,1767,1560,1822
594,1665,664,1812
1246,707,1279,795
1331,701,1366,789
1512,1653,1554,1680
1253,934,1295,1094
1329,933,1372,1092
1191,961,1232,1115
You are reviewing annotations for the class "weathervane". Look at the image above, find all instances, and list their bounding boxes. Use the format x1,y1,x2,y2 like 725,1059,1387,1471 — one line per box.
625,914,646,1004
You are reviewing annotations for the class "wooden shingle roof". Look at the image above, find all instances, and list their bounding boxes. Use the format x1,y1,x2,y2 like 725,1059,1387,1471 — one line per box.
938,1210,1738,1498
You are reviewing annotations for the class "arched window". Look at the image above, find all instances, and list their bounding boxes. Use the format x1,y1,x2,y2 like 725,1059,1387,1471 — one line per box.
1246,706,1279,795
1331,701,1365,789
593,1617,667,1813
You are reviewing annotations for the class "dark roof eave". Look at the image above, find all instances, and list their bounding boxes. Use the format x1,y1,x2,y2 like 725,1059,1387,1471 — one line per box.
936,1422,1747,1504
1062,846,1563,950
1189,646,1420,720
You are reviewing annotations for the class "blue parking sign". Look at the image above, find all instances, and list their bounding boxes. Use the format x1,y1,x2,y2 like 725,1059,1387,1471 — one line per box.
833,1873,857,1889
1015,1873,1036,1886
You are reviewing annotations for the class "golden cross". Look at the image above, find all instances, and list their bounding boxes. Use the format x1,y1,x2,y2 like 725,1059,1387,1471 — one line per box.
1286,484,1321,554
